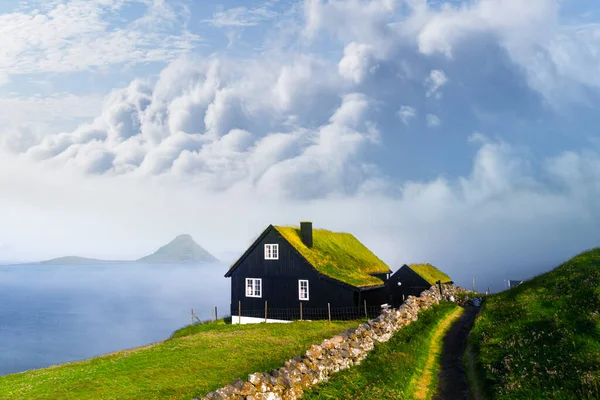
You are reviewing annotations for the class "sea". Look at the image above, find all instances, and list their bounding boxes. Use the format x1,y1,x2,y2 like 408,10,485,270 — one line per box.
0,262,230,376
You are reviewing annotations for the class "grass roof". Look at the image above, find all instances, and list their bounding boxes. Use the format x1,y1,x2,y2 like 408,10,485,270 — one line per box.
407,264,452,286
274,226,391,288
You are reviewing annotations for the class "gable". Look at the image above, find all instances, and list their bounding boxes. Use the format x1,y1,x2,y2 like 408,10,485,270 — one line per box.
225,225,274,277
273,226,390,288
407,263,452,286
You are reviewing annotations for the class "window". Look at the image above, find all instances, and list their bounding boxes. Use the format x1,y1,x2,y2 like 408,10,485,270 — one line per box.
246,278,262,298
264,244,279,260
299,279,309,301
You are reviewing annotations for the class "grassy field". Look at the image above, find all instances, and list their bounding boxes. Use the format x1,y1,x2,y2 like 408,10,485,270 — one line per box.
470,248,600,399
0,319,361,400
303,302,461,400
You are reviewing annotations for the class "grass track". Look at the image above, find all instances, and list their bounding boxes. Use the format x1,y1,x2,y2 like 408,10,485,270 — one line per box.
303,302,460,400
413,306,464,400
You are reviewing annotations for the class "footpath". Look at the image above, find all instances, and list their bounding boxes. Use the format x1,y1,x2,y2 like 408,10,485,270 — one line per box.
432,305,481,400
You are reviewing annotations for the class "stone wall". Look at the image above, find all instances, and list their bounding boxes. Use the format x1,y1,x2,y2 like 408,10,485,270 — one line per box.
197,284,471,400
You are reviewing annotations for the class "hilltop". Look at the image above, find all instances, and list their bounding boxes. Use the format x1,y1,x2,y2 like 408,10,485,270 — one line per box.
470,248,600,399
25,234,218,265
137,234,218,264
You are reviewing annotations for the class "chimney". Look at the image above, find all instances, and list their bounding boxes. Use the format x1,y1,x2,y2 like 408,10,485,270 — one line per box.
300,221,313,248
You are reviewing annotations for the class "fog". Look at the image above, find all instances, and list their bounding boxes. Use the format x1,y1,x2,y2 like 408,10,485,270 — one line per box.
0,263,230,376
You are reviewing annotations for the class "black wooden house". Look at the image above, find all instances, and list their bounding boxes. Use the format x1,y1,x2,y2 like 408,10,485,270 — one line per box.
386,264,453,307
225,222,393,323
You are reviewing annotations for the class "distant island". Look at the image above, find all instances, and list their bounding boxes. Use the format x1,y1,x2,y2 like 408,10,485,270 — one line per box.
26,234,218,265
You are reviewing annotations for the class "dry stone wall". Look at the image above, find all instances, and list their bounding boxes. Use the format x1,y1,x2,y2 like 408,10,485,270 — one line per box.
197,284,471,400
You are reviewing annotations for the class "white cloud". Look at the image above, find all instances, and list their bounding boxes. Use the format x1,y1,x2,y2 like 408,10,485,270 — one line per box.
1,55,375,197
2,0,600,295
338,42,379,84
397,105,416,125
3,136,600,291
206,6,278,27
426,114,441,127
0,0,199,78
425,69,448,98
303,0,600,105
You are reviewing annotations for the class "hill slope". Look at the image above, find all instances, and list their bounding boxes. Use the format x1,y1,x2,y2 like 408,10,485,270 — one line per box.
0,320,359,399
37,256,122,265
470,248,600,399
136,234,218,263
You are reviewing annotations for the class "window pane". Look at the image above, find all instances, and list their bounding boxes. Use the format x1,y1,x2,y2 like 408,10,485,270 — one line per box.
273,245,278,258
246,280,253,296
255,279,261,296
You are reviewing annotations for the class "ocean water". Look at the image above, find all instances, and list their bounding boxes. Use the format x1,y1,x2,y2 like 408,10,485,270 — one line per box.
0,263,230,376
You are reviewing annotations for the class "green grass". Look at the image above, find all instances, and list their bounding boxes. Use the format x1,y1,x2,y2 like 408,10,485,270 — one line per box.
470,248,600,399
273,225,391,288
408,264,452,286
0,320,362,400
303,302,461,400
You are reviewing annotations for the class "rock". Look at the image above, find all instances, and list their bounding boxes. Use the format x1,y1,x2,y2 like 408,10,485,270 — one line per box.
230,378,245,392
306,345,323,361
240,382,257,396
248,372,263,386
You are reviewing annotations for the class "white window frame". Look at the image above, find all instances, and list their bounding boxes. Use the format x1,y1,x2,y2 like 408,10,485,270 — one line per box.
299,279,309,301
245,278,262,298
264,244,279,260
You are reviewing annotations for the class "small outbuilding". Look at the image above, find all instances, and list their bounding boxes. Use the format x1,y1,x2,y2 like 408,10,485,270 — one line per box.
225,222,392,324
508,280,522,289
386,263,453,307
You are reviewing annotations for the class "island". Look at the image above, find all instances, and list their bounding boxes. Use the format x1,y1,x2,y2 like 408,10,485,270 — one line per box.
26,234,218,265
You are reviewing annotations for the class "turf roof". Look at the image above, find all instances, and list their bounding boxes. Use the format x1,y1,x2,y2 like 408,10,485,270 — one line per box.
408,264,452,286
273,225,391,288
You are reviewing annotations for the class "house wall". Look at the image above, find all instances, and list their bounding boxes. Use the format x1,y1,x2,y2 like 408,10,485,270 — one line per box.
386,265,432,307
229,228,359,317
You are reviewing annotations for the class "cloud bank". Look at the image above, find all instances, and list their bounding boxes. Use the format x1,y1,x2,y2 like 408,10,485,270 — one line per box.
1,0,600,292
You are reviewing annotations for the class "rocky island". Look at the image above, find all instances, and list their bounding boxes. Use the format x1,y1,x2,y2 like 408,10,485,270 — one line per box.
29,234,218,265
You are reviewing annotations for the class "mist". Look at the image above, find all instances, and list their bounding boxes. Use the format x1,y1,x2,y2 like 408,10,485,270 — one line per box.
0,262,230,376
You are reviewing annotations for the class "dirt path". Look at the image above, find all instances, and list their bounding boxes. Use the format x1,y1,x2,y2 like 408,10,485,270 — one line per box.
432,305,480,400
413,307,465,400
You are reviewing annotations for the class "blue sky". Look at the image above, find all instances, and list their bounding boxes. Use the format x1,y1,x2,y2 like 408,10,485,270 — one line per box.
1,0,600,291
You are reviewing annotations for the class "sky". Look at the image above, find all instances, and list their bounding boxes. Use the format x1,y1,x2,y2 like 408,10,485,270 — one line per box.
1,0,600,291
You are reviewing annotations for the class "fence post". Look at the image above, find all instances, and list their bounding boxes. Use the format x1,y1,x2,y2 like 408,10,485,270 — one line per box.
328,303,331,322
215,306,218,321
300,302,303,321
265,301,268,323
364,300,368,319
191,308,194,326
238,300,241,325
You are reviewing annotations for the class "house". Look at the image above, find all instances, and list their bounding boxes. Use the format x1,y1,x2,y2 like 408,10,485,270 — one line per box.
386,264,453,307
225,222,392,324
508,280,522,289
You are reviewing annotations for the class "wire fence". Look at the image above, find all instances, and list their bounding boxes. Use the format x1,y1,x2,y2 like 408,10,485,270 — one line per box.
233,302,384,322
190,302,387,326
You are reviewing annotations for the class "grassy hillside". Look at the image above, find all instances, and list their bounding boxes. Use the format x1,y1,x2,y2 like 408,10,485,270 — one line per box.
0,320,361,400
470,248,600,399
303,302,461,400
